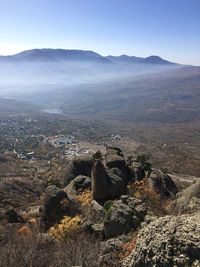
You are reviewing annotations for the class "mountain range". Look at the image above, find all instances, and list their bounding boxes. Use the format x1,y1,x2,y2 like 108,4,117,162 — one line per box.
0,48,177,65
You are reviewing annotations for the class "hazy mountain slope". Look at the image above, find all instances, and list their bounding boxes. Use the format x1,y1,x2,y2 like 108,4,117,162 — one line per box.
27,66,200,124
0,49,181,96
106,55,176,65
0,98,42,114
0,49,112,64
0,49,176,65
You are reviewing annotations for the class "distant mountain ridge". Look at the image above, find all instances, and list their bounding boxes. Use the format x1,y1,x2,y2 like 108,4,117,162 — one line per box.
0,48,177,65
0,49,111,64
106,55,176,65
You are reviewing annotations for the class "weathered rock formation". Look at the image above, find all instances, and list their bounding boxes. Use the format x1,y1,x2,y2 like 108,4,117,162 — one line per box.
123,213,200,267
91,160,127,203
148,170,178,198
170,180,200,214
104,195,147,238
64,175,91,199
84,195,147,240
40,185,75,231
105,147,132,184
63,155,92,186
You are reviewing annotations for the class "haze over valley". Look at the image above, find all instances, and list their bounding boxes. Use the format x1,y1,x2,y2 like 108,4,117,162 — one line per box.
1,1,200,266
1,48,200,176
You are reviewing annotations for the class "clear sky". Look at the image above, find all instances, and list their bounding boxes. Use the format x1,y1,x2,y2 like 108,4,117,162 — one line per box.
0,0,199,65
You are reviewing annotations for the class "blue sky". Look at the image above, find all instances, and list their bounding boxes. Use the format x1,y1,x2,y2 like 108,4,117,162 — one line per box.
0,0,199,65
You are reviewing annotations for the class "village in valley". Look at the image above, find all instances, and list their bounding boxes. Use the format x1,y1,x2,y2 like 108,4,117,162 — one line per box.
0,113,124,164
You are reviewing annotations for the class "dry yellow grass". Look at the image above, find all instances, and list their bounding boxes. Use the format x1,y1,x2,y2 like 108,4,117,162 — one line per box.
76,189,92,206
48,190,92,240
48,215,82,241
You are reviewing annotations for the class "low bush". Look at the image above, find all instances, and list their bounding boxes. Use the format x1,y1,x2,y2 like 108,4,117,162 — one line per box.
0,225,100,267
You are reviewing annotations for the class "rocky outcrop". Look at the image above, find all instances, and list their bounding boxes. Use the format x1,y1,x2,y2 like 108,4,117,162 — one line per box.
104,195,147,238
148,170,178,198
123,213,200,267
63,156,92,186
84,195,147,240
105,147,132,184
40,185,75,231
170,180,200,214
64,175,91,199
91,160,127,203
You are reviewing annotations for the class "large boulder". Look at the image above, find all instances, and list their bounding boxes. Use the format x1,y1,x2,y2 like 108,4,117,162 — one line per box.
170,180,200,214
63,156,92,186
104,195,147,239
148,170,178,198
84,196,146,240
123,213,200,267
40,185,75,231
91,160,127,203
105,147,132,184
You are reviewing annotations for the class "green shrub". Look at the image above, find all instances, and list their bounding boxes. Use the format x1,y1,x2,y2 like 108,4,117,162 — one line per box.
104,200,113,223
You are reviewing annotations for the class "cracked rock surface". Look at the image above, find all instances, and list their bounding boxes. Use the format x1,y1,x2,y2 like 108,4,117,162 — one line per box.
123,212,200,267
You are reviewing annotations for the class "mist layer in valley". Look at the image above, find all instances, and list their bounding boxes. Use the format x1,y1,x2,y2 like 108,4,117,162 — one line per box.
1,49,200,176
0,48,179,98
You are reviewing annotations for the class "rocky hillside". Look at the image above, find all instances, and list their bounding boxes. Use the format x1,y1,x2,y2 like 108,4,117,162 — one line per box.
0,147,199,267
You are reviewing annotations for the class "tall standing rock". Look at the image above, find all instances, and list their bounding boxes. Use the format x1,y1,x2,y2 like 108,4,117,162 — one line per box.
91,160,127,203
